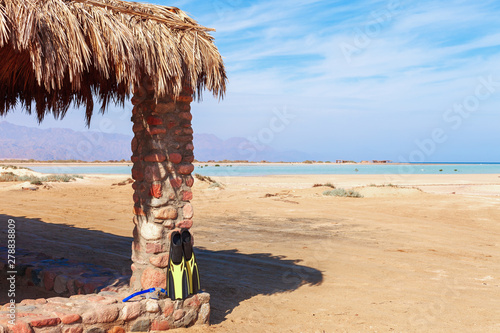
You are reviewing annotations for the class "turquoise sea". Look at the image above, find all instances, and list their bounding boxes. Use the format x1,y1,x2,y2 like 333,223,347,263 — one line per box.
28,163,500,176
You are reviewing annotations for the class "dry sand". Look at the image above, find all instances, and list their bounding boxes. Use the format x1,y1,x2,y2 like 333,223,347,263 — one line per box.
0,172,499,332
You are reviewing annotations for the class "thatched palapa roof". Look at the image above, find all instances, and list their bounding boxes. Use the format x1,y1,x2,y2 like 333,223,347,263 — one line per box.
0,0,226,125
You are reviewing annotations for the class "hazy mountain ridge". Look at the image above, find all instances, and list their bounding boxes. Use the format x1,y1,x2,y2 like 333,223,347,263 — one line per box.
0,122,132,161
0,122,308,162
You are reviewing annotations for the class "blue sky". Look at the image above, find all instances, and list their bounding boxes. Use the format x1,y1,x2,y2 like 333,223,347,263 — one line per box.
3,0,500,162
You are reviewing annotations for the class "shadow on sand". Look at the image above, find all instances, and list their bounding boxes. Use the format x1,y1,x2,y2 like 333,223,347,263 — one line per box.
0,214,323,323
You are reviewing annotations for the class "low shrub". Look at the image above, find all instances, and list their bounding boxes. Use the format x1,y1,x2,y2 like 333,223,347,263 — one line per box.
0,172,18,182
313,182,336,189
0,173,80,183
323,188,363,198
194,173,215,183
209,182,224,189
0,165,33,171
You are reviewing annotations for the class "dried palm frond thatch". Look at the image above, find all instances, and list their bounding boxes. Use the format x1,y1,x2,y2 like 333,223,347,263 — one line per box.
0,0,226,125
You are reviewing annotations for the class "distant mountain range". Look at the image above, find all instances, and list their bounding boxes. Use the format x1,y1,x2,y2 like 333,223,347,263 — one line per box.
0,121,309,162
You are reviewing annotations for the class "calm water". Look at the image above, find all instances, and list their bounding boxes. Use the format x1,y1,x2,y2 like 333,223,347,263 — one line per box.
28,163,500,176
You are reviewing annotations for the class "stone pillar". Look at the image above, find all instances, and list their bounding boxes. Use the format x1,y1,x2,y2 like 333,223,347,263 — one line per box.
129,77,195,291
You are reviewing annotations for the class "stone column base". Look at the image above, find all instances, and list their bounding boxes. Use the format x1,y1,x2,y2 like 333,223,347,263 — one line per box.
0,291,210,332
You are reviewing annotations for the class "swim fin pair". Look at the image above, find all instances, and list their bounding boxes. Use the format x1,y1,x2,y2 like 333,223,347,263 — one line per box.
167,229,200,300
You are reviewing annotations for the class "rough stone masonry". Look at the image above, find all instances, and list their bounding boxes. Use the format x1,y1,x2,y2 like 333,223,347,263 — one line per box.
0,79,210,332
129,77,197,291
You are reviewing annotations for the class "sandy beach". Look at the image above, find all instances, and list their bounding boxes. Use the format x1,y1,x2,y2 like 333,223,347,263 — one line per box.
1,171,499,332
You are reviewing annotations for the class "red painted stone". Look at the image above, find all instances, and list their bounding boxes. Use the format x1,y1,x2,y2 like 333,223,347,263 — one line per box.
146,243,164,254
43,271,57,291
131,167,143,181
179,112,193,121
150,183,162,198
178,103,191,112
133,206,145,216
132,123,144,133
185,143,194,151
176,95,193,103
184,155,195,163
178,164,194,175
149,253,170,268
183,128,194,135
147,116,163,125
177,220,193,229
132,182,138,190
173,129,183,135
7,320,33,333
151,320,170,331
182,86,194,95
131,96,142,105
155,207,178,220
141,267,167,289
131,137,138,152
54,313,81,325
178,135,193,143
144,154,166,162
147,127,167,135
169,177,182,188
182,191,193,201
155,102,176,114
182,123,192,128
183,204,194,219
63,326,83,333
29,317,61,328
163,300,174,316
166,120,177,129
138,182,148,193
173,309,185,321
131,156,141,163
133,193,140,203
168,153,182,164
185,175,194,187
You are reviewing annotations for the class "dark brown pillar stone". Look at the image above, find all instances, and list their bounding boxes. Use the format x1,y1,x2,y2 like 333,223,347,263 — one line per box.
129,77,195,291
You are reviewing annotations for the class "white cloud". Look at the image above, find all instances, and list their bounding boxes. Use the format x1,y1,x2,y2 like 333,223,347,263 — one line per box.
3,0,500,161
